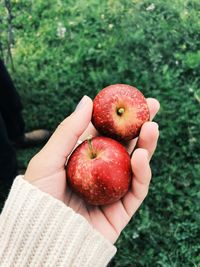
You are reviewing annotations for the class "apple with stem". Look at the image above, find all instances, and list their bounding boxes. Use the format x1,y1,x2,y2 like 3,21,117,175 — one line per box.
66,136,132,205
92,84,150,141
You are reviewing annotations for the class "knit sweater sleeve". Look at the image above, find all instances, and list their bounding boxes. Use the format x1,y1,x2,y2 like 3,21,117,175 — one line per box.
0,176,116,267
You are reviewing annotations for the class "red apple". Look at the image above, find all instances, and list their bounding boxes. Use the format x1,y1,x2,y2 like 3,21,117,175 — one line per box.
66,136,132,205
92,84,150,141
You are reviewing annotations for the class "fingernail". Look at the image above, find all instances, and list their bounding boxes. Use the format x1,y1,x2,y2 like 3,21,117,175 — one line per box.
152,121,159,129
75,95,88,112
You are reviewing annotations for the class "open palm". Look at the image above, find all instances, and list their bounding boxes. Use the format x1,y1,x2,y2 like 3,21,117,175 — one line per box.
25,96,159,243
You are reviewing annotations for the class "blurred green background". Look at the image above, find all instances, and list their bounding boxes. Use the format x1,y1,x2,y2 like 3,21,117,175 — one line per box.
0,0,200,266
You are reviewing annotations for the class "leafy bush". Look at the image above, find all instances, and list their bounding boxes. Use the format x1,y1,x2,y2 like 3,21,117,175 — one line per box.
0,0,200,265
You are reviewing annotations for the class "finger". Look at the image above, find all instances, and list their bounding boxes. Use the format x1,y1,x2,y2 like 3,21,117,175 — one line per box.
125,138,138,154
40,96,93,164
122,148,151,217
146,98,160,120
136,121,159,160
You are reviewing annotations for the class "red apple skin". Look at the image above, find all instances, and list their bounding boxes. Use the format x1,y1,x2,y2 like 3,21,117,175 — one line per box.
92,84,150,141
66,136,132,206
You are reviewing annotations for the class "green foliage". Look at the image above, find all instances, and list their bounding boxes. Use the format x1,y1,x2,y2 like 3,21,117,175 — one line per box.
0,0,200,265
0,2,7,58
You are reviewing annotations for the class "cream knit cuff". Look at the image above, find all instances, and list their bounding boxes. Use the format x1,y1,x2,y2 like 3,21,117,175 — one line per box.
0,176,116,267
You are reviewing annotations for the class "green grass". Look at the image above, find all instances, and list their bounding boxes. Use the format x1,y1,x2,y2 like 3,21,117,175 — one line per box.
1,0,200,265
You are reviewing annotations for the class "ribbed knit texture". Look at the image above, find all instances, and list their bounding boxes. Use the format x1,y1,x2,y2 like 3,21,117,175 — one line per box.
0,176,116,267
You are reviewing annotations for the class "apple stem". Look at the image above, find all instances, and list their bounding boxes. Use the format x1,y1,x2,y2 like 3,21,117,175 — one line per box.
117,107,125,116
87,136,96,159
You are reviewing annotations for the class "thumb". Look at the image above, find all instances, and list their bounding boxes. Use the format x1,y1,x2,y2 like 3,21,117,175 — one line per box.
41,95,93,165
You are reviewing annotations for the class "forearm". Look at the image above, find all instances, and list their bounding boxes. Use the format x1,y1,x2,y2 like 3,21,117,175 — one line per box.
0,176,116,267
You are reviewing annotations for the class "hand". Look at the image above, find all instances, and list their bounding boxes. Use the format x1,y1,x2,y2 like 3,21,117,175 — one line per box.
24,95,160,243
